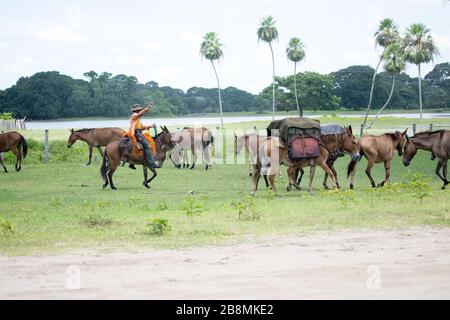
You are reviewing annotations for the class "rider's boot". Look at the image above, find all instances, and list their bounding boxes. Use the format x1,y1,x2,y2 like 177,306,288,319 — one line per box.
144,147,162,169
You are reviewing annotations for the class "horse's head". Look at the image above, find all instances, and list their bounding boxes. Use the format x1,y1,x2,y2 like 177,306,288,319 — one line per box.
395,129,408,156
67,129,77,148
342,125,359,161
402,134,417,166
155,126,174,164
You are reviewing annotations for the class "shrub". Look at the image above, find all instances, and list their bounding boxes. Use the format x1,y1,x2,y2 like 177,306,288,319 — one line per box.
0,216,14,236
81,213,114,228
147,218,171,235
231,196,260,221
180,195,203,222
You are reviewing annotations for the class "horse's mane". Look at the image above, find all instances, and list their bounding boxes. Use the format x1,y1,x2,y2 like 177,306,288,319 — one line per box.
384,132,401,140
74,128,94,133
412,130,445,138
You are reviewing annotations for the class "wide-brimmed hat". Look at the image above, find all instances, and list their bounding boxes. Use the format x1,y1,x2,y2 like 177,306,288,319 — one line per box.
131,104,143,113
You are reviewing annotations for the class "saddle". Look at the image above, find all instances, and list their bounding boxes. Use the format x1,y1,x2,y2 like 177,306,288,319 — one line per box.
119,133,156,159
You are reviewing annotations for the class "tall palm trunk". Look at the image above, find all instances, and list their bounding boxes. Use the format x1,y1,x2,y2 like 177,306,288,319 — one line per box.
362,51,385,131
211,61,224,129
368,74,396,128
418,63,423,131
293,62,301,117
269,42,276,120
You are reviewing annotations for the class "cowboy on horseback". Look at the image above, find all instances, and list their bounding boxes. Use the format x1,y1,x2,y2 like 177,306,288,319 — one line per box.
128,102,162,169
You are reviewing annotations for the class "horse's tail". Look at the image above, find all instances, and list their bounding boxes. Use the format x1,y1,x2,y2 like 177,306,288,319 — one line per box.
203,131,214,149
19,134,28,158
100,147,108,181
347,159,357,178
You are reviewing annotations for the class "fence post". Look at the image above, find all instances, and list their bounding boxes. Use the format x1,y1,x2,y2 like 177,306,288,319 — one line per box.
0,130,3,162
412,123,416,135
429,123,433,132
360,123,364,137
44,129,49,163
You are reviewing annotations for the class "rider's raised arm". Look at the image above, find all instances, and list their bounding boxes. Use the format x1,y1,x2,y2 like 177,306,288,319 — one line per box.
131,106,150,120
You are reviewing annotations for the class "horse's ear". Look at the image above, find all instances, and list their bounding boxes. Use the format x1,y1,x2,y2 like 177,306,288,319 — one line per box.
348,125,353,134
233,131,237,138
70,128,74,133
402,128,408,136
160,126,164,132
164,125,169,132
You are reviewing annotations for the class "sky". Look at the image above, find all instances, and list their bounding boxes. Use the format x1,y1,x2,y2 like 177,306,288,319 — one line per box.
0,0,449,94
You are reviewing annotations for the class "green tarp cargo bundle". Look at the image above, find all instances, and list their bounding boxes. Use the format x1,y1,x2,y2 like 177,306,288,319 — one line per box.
266,117,321,161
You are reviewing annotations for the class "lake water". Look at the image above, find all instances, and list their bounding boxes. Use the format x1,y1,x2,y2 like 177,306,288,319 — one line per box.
25,113,450,130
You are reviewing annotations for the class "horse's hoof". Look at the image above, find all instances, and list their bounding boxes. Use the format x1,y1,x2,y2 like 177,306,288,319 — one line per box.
143,182,150,189
377,182,384,188
323,185,329,190
249,173,253,176
287,185,291,192
86,163,91,166
349,184,354,190
111,186,117,190
102,184,108,189
250,192,255,197
309,191,315,196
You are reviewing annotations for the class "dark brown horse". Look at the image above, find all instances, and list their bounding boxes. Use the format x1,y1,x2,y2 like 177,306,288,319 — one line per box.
0,131,28,172
296,125,359,189
67,127,125,165
347,129,407,189
101,126,174,189
403,130,450,189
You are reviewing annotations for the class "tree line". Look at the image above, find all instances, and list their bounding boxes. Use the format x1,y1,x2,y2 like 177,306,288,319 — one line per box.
0,63,449,120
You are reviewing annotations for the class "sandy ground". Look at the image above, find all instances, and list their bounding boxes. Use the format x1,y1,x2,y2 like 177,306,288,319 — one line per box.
1,227,450,299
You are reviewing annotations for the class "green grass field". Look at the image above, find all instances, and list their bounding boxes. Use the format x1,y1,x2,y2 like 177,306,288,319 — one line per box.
1,117,449,256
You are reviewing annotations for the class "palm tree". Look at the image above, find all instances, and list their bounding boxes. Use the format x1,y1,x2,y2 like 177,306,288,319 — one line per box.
286,37,306,117
362,18,400,131
200,32,224,128
403,23,439,131
368,42,406,128
257,16,279,120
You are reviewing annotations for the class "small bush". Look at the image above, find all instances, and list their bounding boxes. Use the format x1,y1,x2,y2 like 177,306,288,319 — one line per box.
180,195,203,222
0,216,14,236
231,196,260,221
81,213,114,228
147,218,171,235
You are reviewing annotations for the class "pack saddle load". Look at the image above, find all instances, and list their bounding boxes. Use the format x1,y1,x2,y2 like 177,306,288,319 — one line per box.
266,117,321,161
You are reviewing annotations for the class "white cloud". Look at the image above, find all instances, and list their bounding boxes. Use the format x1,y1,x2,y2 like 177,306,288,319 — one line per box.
31,5,87,44
365,5,382,32
0,41,7,49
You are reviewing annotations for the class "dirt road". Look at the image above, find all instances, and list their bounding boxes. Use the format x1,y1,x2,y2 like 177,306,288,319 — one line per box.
1,227,450,299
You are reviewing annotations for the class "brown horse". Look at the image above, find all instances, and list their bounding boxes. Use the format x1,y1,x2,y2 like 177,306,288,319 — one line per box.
0,131,28,173
170,127,214,170
252,137,337,196
402,130,450,189
347,129,408,189
234,133,269,189
296,125,360,189
101,126,174,189
67,127,125,165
